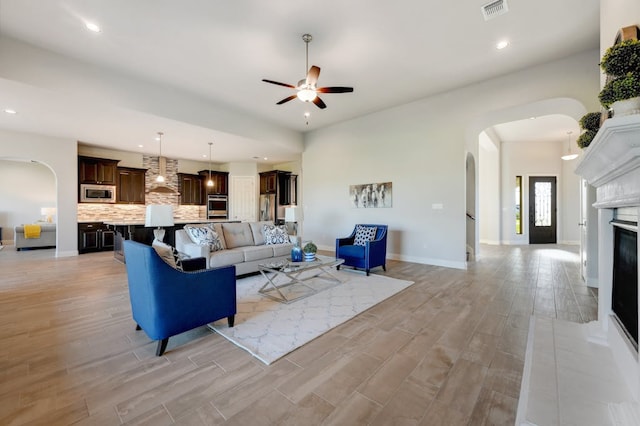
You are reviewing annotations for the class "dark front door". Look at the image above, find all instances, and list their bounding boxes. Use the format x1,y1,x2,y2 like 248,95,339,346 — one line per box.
529,176,557,244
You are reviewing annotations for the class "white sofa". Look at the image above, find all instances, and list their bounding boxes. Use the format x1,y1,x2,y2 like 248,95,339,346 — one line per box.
175,221,293,275
14,224,56,250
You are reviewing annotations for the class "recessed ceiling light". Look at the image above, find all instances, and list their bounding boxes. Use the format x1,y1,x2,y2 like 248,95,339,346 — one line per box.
4,109,17,114
202,154,207,158
85,22,101,33
263,157,268,161
530,116,536,120
138,144,144,148
496,40,509,50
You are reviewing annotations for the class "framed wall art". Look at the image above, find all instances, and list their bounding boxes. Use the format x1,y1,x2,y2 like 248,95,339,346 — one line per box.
349,182,392,208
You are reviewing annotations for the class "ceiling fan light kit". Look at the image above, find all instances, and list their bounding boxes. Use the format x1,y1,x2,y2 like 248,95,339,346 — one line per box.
262,33,353,110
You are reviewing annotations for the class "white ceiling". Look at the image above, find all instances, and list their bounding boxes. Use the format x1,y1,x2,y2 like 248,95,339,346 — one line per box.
0,0,600,163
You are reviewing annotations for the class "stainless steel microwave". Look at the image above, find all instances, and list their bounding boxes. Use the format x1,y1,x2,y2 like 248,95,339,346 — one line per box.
80,184,116,203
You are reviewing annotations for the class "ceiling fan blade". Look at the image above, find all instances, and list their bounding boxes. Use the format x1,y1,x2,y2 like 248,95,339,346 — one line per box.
276,95,298,105
313,96,327,109
306,66,320,86
317,86,354,93
262,79,296,89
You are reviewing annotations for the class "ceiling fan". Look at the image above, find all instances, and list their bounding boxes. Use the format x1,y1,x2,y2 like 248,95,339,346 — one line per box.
262,34,353,109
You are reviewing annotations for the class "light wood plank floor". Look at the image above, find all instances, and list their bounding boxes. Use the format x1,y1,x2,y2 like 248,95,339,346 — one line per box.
0,244,597,425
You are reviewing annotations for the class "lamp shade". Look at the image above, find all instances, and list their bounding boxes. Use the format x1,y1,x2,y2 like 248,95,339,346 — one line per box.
145,205,174,227
285,206,300,222
41,207,56,222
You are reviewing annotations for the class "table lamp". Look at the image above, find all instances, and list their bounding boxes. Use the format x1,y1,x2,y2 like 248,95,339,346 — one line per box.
41,207,56,223
145,204,174,242
285,206,300,236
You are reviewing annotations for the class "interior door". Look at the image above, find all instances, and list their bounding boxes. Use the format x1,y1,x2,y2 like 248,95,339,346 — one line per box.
229,176,257,222
529,176,557,244
579,179,588,280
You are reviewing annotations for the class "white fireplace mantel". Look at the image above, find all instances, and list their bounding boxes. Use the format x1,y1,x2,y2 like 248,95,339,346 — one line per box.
576,114,640,208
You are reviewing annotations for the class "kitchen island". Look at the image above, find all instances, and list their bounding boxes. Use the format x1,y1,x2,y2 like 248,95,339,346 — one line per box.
103,219,238,262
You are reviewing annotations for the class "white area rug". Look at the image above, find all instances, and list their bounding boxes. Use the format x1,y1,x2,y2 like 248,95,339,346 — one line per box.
209,270,414,365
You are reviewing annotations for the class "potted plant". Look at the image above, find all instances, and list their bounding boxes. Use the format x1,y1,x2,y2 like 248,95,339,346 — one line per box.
303,241,317,261
600,39,640,76
599,39,640,116
577,130,598,149
579,111,602,132
576,111,602,149
598,72,640,114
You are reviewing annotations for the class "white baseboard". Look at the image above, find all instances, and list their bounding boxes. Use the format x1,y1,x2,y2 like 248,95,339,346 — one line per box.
390,253,466,270
56,249,79,258
318,244,467,270
479,239,501,245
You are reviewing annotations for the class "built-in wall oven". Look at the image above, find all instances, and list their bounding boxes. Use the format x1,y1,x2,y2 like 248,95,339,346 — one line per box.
207,195,228,219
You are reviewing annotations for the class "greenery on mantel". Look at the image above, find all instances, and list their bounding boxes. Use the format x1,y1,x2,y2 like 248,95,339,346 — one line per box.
599,72,640,108
600,39,640,76
577,111,602,149
599,39,640,108
577,130,598,149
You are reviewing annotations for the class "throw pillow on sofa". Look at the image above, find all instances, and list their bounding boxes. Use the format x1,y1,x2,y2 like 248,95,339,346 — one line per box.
152,240,182,270
263,224,290,245
354,225,377,246
184,225,223,252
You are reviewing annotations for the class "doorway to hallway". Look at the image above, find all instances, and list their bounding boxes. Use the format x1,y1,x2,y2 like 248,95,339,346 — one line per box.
529,176,557,244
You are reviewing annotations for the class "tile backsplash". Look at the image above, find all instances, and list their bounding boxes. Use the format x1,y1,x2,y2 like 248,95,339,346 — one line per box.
77,204,205,222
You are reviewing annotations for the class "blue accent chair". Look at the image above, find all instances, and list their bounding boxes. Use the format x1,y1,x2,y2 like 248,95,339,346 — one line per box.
336,224,388,276
123,240,237,356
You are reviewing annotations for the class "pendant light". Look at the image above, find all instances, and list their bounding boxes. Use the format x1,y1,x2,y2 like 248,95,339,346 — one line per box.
561,131,578,161
156,132,165,182
206,142,214,187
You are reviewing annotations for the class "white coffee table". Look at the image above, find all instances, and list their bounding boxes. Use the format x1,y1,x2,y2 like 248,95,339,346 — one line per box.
258,255,345,303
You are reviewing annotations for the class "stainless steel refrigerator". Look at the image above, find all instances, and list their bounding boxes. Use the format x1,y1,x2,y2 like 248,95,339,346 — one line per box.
259,193,276,222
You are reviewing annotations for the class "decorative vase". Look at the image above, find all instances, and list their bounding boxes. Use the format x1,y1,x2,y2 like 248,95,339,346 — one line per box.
291,244,303,262
612,97,640,117
304,252,315,261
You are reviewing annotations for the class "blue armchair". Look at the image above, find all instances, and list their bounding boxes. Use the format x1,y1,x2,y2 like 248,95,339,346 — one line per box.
123,240,237,356
336,224,388,276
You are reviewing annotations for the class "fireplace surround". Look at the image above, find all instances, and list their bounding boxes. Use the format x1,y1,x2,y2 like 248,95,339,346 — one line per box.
575,114,640,420
612,221,638,348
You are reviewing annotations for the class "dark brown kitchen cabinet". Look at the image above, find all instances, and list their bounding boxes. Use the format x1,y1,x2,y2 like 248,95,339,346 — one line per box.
117,167,146,204
198,170,229,195
78,156,119,184
78,222,115,254
178,173,203,205
259,171,278,194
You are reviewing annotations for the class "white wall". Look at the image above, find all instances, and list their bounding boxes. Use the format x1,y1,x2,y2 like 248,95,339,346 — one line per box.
303,50,600,269
0,129,77,256
479,132,501,244
0,160,56,244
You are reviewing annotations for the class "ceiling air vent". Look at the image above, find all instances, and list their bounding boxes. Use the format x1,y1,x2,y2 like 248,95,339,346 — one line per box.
481,0,508,21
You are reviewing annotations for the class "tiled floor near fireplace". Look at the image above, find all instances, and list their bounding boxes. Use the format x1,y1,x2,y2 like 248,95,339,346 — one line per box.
517,317,636,425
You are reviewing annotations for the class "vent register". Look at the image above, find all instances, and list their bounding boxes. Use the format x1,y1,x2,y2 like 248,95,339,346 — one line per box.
481,0,508,21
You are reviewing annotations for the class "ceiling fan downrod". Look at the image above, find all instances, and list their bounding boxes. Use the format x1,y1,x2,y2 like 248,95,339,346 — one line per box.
302,33,312,76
